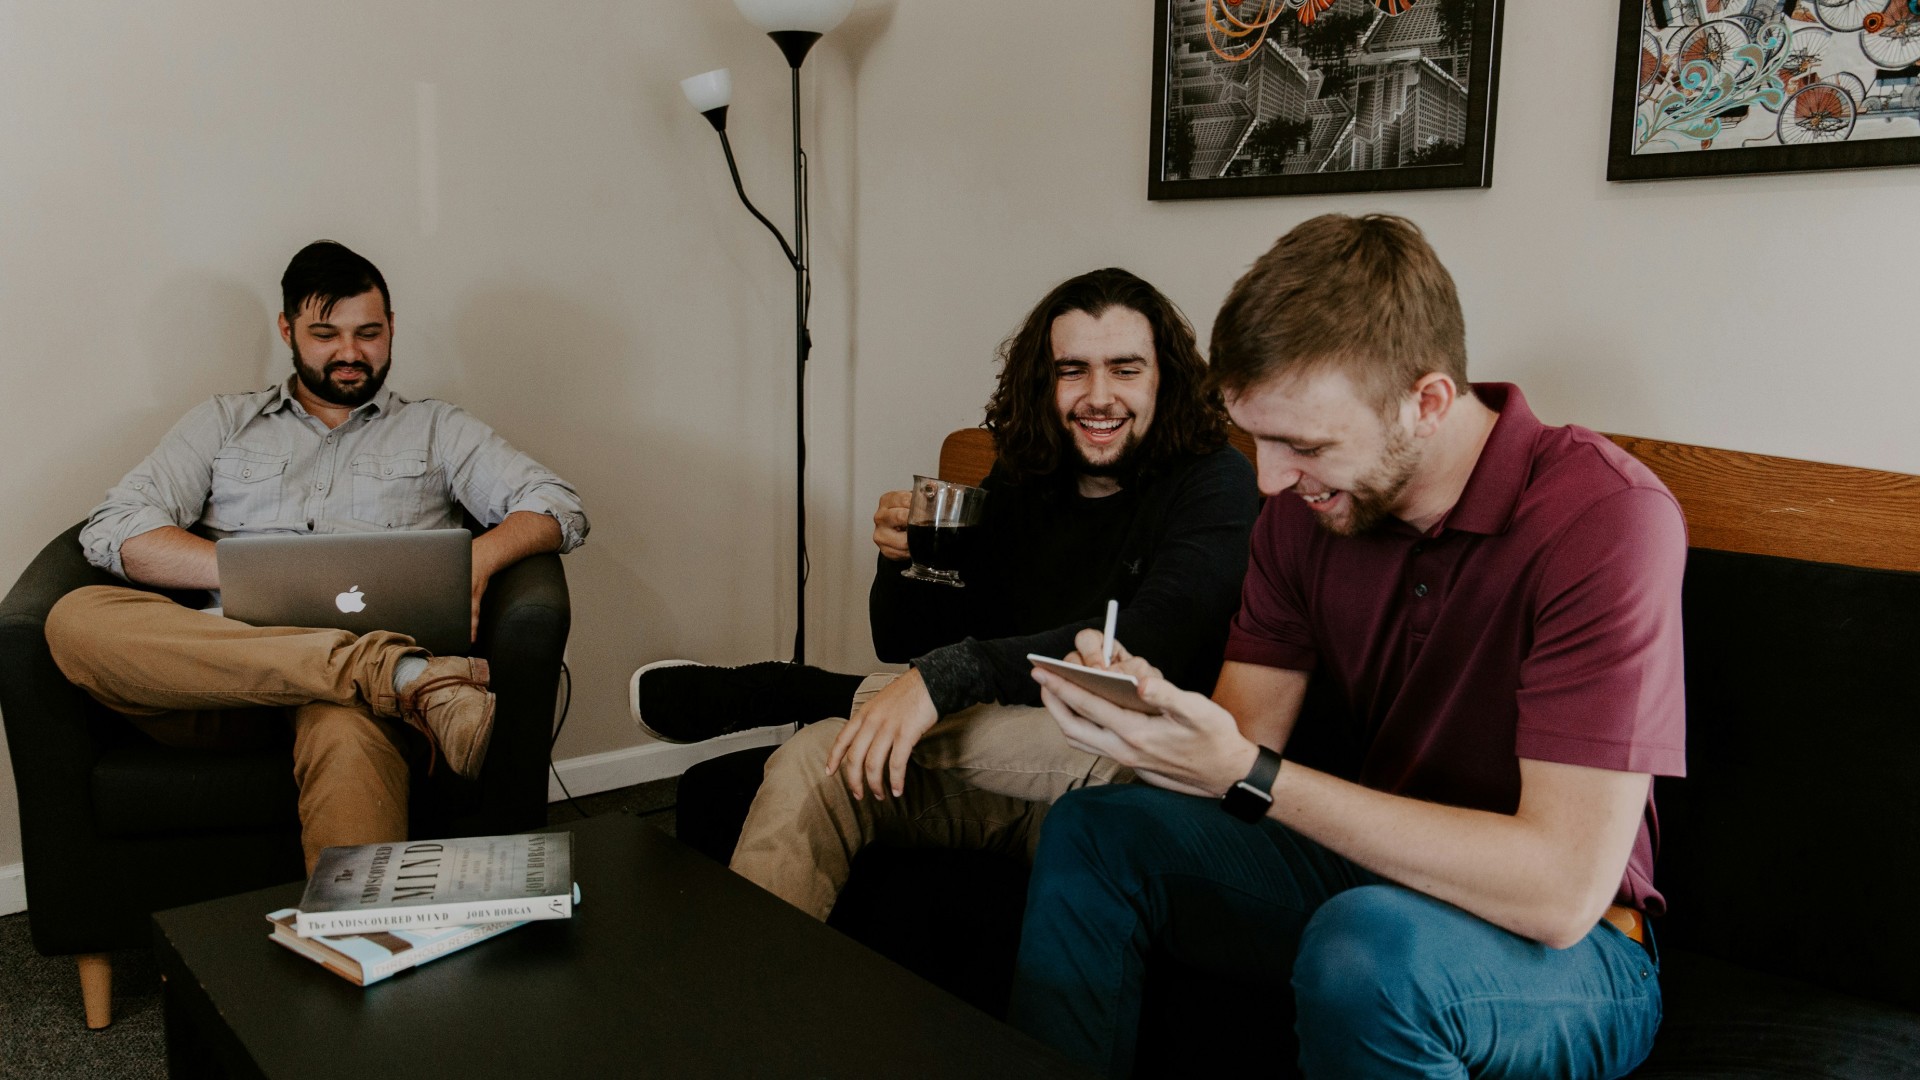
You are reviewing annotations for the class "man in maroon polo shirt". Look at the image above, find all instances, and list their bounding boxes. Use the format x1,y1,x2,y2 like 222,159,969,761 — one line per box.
1009,214,1687,1079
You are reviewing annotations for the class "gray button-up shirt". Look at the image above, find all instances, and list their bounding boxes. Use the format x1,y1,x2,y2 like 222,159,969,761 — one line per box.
81,380,588,579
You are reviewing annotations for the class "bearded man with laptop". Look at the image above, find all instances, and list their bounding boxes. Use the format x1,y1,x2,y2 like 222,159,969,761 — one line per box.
46,240,588,872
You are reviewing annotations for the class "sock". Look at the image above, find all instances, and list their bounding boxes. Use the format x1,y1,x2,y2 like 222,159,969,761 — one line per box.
393,654,430,694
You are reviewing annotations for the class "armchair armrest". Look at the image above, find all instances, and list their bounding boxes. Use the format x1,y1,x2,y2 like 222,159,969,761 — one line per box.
467,551,571,834
1,522,119,619
0,523,129,920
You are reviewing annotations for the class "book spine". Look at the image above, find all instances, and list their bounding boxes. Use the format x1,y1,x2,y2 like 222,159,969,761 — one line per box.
296,892,572,938
267,931,368,986
360,921,526,984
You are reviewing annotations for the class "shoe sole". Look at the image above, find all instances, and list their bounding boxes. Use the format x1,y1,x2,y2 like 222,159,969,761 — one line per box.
453,692,497,780
630,658,700,743
443,658,494,779
460,658,494,777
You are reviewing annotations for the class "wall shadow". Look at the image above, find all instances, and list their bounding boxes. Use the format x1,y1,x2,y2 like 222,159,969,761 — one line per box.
449,286,801,756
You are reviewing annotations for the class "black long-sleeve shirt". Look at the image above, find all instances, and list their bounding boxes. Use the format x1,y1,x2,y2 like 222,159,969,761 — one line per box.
869,446,1258,716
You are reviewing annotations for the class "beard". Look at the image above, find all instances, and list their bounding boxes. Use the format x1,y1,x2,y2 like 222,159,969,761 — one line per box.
1318,422,1420,537
1074,429,1144,478
292,347,389,407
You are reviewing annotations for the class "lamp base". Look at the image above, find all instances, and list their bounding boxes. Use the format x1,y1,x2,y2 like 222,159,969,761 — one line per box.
768,29,823,68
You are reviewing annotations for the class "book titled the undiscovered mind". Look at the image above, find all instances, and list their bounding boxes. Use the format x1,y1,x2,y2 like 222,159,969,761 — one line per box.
266,909,527,986
294,832,577,938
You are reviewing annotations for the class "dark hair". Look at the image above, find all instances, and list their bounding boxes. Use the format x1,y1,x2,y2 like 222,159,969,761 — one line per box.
1209,214,1467,412
281,240,391,322
983,268,1228,482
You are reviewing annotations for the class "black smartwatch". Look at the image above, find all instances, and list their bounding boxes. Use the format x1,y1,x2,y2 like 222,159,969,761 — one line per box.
1222,746,1283,823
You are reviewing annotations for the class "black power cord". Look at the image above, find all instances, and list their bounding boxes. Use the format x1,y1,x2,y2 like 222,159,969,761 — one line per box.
548,660,590,820
547,662,680,824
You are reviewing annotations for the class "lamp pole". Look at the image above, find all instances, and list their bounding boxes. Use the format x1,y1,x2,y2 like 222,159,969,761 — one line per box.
778,38,815,668
683,2,847,666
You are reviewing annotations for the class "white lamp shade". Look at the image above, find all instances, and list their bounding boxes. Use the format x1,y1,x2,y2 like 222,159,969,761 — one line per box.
680,68,733,112
732,0,855,34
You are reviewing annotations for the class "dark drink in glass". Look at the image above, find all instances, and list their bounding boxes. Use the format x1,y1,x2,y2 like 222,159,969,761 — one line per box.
902,475,988,588
907,522,983,574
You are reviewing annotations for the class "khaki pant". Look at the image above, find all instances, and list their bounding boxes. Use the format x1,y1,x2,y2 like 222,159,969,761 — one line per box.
44,585,424,872
731,674,1133,920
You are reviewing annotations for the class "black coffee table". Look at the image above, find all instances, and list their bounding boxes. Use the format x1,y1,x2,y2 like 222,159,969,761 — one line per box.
153,813,1086,1079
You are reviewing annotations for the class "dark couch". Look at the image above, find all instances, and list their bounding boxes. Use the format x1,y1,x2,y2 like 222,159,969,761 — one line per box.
677,445,1920,1077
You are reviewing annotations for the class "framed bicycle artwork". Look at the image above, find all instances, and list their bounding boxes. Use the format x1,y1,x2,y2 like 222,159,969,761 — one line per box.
1608,0,1920,180
1148,0,1506,200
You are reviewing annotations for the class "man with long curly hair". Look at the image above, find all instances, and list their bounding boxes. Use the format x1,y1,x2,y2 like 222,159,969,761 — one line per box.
637,268,1257,919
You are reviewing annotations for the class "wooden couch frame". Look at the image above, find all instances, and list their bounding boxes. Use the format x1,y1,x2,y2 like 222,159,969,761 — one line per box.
938,427,1920,573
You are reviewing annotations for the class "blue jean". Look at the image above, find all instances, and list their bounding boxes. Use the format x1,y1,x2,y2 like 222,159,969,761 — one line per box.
1008,785,1662,1079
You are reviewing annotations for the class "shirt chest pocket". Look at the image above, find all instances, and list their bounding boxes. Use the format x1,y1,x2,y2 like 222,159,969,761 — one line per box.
350,449,439,527
209,448,290,527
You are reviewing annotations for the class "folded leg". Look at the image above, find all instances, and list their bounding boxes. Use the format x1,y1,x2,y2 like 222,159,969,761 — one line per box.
45,584,417,718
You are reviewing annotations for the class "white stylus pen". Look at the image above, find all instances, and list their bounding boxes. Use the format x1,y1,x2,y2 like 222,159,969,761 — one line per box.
1101,598,1119,666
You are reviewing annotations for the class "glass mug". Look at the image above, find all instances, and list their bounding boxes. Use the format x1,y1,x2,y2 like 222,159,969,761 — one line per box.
901,475,989,588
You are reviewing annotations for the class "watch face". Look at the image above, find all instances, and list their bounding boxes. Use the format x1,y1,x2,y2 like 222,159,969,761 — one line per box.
1224,746,1282,823
1223,781,1272,823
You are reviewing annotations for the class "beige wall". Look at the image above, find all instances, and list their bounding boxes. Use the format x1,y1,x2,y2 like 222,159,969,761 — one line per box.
839,0,1920,697
0,1,867,869
2,0,1915,872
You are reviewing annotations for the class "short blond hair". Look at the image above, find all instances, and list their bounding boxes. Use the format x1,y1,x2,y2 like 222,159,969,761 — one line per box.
1209,214,1467,411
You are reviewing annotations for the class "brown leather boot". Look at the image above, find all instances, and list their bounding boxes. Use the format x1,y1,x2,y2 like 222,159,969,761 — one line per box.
398,657,495,779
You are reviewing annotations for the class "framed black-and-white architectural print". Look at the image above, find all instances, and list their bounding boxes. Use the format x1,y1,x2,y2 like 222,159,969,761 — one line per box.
1148,0,1505,200
1608,0,1920,181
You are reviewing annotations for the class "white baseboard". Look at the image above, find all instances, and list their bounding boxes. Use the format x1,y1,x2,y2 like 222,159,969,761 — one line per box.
0,863,24,917
547,725,794,802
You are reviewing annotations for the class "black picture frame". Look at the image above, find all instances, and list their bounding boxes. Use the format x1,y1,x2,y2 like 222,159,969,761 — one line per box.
1148,0,1505,201
1606,0,1920,182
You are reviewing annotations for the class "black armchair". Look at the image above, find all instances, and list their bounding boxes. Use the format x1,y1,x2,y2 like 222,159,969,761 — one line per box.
0,522,569,1027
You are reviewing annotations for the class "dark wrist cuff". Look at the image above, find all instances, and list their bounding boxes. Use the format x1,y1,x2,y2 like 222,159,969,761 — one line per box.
911,640,996,716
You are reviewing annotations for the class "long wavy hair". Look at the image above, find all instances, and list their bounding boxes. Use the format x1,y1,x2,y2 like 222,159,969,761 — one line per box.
983,268,1228,483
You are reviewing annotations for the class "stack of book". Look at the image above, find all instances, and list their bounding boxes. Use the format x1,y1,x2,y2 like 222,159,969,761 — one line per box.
267,831,578,986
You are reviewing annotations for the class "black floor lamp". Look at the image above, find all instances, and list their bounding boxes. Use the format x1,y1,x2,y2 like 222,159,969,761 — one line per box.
682,0,853,667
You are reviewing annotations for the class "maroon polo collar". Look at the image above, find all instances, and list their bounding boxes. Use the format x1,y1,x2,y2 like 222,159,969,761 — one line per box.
1425,382,1540,538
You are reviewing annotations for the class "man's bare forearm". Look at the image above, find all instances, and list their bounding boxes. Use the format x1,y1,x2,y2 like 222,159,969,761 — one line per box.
119,526,220,590
1211,661,1308,753
472,511,563,582
1263,758,1650,949
1044,644,1647,950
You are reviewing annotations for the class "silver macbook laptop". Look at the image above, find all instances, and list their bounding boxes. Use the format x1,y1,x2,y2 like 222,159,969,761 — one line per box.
217,529,473,656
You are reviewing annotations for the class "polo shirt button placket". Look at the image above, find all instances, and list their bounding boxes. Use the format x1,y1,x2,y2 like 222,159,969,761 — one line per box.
1413,583,1429,598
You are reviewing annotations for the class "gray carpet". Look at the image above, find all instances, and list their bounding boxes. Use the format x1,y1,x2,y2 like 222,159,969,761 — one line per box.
0,778,676,1080
0,912,165,1080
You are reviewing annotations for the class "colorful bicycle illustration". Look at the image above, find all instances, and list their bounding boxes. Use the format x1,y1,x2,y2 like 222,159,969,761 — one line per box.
1811,0,1920,68
1634,2,1920,152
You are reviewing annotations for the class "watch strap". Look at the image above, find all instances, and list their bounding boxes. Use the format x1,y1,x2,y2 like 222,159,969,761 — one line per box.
1222,746,1283,822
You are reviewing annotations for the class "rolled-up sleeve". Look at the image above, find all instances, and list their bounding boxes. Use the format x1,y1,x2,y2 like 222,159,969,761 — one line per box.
433,406,589,552
79,402,223,579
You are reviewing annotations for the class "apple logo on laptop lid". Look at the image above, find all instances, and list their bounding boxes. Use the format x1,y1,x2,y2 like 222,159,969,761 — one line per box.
335,586,368,614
